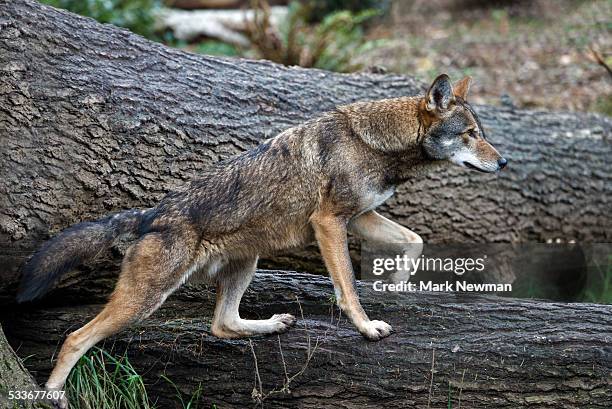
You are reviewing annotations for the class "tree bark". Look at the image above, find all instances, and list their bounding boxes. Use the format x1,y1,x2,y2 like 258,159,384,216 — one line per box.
3,271,612,409
0,3,611,406
1,1,611,305
0,324,51,409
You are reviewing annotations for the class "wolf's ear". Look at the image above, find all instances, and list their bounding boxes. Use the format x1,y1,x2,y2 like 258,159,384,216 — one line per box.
453,76,472,100
426,74,455,112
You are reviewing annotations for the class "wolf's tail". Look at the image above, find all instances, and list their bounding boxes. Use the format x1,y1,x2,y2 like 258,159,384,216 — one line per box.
17,208,153,303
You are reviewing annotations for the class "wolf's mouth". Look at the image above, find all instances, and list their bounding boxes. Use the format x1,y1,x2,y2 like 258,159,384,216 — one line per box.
463,161,489,173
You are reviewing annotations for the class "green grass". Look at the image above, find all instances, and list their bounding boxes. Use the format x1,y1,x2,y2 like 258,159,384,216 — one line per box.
66,347,211,409
160,375,206,409
66,348,153,409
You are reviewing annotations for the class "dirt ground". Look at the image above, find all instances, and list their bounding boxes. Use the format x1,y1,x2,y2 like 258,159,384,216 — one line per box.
358,0,611,115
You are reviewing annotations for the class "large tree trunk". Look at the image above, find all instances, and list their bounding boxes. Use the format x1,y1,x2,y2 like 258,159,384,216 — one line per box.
4,271,612,409
1,1,611,305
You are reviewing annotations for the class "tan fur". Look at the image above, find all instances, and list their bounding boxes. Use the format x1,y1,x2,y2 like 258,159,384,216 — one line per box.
350,211,423,283
453,76,472,100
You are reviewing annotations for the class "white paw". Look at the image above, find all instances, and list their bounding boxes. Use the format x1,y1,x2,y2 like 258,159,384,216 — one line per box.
269,313,297,334
46,388,68,409
359,320,393,341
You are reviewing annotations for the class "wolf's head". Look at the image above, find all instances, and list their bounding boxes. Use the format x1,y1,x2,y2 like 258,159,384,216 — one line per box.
420,74,507,173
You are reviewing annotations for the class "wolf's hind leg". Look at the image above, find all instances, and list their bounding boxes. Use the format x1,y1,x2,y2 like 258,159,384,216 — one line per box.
211,257,296,339
44,232,197,408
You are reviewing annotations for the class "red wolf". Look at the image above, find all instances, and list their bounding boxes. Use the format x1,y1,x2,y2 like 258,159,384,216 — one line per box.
18,74,506,407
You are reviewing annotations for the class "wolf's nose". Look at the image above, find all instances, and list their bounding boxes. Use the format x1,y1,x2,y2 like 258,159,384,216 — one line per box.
498,157,508,169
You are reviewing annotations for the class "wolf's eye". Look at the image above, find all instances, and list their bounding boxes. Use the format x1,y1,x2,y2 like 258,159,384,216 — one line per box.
468,129,478,139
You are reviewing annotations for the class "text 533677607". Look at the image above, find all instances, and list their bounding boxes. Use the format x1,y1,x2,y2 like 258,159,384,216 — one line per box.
8,390,65,401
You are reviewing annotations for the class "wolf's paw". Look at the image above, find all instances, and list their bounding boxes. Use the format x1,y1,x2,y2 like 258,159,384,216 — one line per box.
269,313,297,334
48,391,68,409
359,320,393,341
45,384,68,409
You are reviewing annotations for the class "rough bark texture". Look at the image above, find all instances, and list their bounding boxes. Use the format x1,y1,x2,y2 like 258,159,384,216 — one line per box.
1,1,611,306
0,325,51,409
0,4,611,407
3,271,612,409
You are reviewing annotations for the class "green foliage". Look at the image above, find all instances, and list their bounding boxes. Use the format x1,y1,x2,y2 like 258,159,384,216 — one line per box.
306,8,382,72
40,0,380,71
300,0,388,23
245,0,380,72
491,8,508,24
194,41,240,57
592,94,612,117
66,348,153,409
66,347,212,409
39,0,161,39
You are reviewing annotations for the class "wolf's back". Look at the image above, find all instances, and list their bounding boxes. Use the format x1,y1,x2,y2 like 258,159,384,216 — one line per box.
17,208,151,302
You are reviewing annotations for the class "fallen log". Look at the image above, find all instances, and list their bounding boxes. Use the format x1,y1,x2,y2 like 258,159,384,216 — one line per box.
1,2,611,408
1,0,611,305
156,6,289,46
3,271,612,408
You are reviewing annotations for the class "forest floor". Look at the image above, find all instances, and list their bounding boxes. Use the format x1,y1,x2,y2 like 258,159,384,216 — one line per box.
357,0,611,115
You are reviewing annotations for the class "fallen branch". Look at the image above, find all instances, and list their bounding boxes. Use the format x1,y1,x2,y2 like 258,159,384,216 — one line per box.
589,45,612,78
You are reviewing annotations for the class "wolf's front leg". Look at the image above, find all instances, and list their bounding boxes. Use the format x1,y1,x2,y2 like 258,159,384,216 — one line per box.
349,210,423,282
311,212,392,341
211,257,296,338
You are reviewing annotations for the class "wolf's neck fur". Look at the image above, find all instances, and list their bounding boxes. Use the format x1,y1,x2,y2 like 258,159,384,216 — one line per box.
339,96,438,182
339,96,426,153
